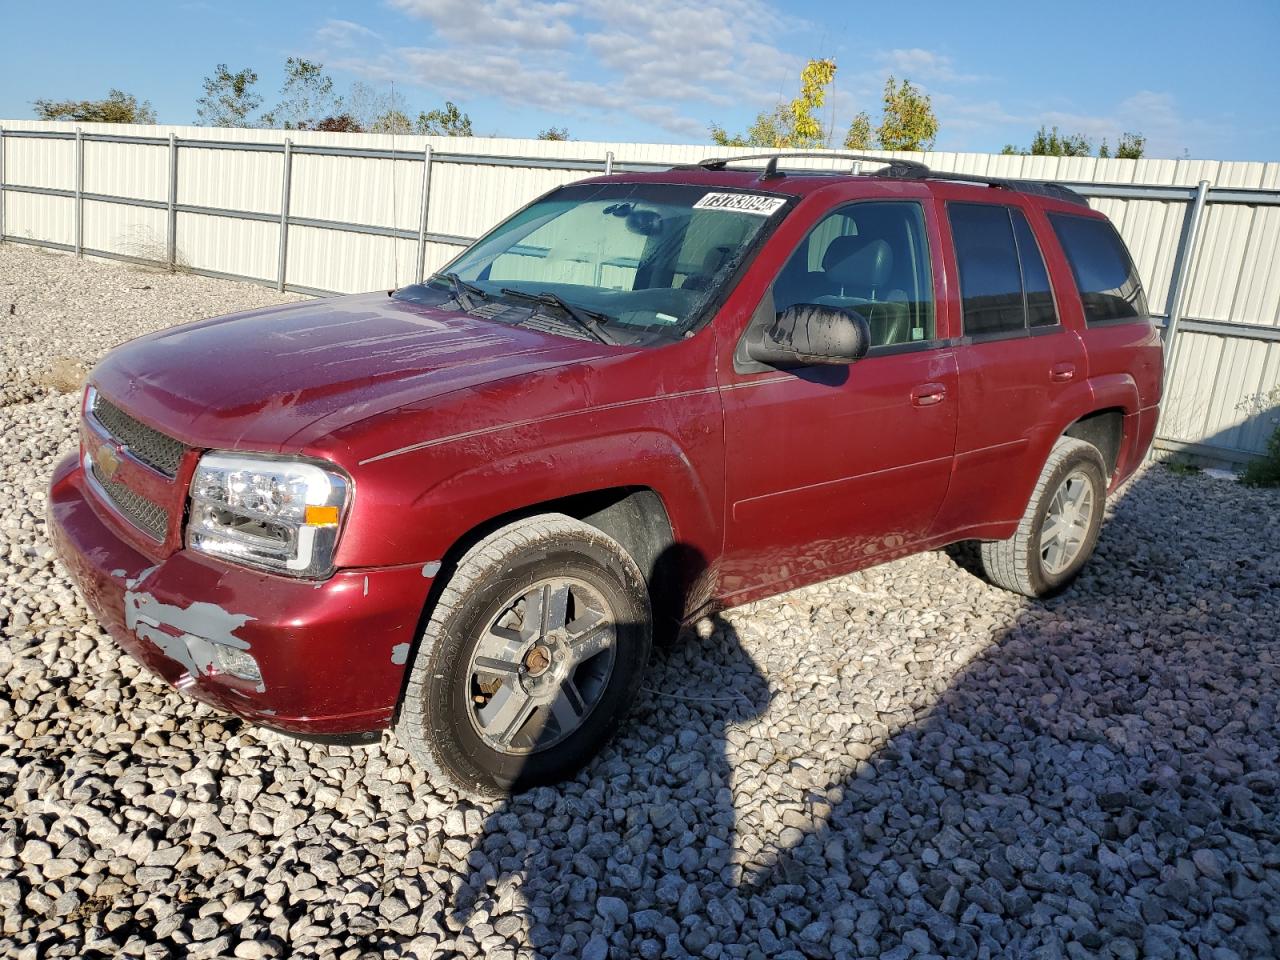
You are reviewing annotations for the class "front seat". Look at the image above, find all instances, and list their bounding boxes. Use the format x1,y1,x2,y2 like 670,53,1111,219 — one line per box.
822,236,910,346
681,245,733,291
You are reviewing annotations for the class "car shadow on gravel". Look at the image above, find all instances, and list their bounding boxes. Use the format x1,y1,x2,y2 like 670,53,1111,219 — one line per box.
443,611,771,958
734,465,1280,959
442,466,1279,959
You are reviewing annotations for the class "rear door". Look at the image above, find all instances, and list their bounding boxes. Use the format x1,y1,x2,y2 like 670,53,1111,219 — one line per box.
717,191,959,602
929,192,1088,538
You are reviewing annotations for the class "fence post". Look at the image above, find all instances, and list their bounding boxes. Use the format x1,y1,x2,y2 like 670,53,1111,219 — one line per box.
166,133,177,268
604,150,614,176
277,138,292,292
0,126,5,242
1161,179,1210,393
415,144,433,283
74,127,84,257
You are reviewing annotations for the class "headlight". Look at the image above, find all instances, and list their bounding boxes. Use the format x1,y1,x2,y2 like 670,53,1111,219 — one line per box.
186,452,349,578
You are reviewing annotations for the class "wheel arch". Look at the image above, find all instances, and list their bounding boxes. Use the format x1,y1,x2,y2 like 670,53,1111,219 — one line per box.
434,485,678,594
391,484,685,723
1063,407,1126,479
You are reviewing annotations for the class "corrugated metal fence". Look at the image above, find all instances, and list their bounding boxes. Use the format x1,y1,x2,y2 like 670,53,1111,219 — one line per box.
2,119,1278,463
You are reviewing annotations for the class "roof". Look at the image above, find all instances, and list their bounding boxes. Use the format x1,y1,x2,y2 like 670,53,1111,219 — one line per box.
594,151,1093,210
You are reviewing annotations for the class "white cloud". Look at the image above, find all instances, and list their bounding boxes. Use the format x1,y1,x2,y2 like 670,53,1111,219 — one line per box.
928,88,1223,158
389,0,578,50
875,49,981,85
397,47,627,116
1033,90,1223,158
314,6,1224,156
315,19,383,48
321,0,803,138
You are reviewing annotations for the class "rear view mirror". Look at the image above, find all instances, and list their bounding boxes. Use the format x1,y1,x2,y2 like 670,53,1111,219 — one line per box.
746,303,871,367
625,209,663,236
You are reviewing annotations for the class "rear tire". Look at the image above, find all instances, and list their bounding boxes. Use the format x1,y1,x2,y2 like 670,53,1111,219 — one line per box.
395,514,651,797
979,436,1107,598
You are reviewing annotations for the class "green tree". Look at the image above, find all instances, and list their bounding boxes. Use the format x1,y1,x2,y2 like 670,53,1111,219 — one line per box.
1007,126,1145,159
34,89,156,124
262,58,339,129
537,126,571,141
416,101,473,136
1116,132,1145,159
711,63,941,154
843,111,873,150
196,65,261,127
709,124,748,148
1030,125,1091,157
370,110,413,134
876,76,938,151
346,81,412,133
745,105,790,147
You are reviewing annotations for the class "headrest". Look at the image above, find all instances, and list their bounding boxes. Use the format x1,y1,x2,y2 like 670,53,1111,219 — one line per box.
823,237,894,289
821,235,861,272
702,245,732,274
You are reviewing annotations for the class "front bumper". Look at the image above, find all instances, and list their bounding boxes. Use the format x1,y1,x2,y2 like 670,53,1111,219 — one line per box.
48,453,433,735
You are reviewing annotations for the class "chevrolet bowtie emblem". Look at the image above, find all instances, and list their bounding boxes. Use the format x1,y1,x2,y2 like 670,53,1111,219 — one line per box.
94,444,122,482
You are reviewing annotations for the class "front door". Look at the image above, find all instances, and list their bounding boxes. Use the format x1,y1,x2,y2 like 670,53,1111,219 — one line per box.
718,198,959,603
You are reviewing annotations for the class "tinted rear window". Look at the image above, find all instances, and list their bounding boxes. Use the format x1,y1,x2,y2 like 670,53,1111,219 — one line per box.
1011,209,1057,328
1048,214,1148,324
948,203,1025,336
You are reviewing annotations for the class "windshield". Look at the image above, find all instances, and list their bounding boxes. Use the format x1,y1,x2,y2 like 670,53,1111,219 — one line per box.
393,182,791,346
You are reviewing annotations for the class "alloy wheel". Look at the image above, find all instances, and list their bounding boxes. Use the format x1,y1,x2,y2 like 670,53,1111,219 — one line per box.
465,577,617,755
1040,469,1096,576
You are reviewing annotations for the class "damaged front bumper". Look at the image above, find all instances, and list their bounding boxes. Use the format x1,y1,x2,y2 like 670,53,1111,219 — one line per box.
47,453,433,736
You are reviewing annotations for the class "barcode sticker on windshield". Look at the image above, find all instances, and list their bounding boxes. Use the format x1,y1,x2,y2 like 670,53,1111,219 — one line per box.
693,193,786,216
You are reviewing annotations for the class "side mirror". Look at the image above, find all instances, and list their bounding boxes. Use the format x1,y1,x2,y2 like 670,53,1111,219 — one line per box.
745,303,871,368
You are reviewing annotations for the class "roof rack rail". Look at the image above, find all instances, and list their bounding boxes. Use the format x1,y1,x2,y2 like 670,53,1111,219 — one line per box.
677,151,1091,207
685,151,929,180
923,170,1090,207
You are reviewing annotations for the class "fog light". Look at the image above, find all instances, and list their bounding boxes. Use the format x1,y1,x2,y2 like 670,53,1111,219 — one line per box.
212,645,262,684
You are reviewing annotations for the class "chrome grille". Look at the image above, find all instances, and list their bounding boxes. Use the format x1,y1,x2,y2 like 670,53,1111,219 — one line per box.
89,460,169,541
91,394,186,477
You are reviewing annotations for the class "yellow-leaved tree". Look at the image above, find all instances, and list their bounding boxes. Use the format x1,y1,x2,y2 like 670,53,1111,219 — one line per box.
710,58,837,149
713,64,940,154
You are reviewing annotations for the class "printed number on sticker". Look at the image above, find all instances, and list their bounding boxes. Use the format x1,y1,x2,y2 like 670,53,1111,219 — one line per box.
693,193,787,216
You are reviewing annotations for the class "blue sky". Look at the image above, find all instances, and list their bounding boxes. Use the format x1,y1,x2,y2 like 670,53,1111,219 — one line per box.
3,0,1277,159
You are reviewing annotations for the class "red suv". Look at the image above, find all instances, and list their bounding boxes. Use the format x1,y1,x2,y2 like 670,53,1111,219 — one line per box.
49,153,1162,797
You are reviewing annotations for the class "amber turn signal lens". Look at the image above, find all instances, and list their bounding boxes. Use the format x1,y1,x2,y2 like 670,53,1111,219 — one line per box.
305,505,341,526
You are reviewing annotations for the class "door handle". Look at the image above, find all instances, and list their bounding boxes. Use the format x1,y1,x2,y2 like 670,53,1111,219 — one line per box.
1050,362,1076,382
911,383,947,406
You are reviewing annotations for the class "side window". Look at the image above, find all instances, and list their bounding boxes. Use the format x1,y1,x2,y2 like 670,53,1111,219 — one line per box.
1011,209,1058,328
948,203,1025,336
1048,214,1149,324
773,201,935,347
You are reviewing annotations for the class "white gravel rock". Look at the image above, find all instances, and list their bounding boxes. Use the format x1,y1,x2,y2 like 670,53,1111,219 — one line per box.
2,242,1279,958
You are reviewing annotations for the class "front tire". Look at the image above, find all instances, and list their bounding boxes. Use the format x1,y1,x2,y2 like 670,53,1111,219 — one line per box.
979,436,1107,598
395,514,652,797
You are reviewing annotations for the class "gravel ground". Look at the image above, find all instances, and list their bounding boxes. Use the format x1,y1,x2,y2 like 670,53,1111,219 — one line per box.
3,243,1280,960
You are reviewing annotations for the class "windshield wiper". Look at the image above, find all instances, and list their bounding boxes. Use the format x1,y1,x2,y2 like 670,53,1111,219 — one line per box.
439,272,488,310
499,288,617,345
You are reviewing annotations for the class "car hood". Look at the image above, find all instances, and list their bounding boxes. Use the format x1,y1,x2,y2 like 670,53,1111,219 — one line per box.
91,293,614,452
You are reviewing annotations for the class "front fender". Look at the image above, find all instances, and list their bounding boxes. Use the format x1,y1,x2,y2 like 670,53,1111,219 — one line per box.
317,330,726,571
413,429,722,567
